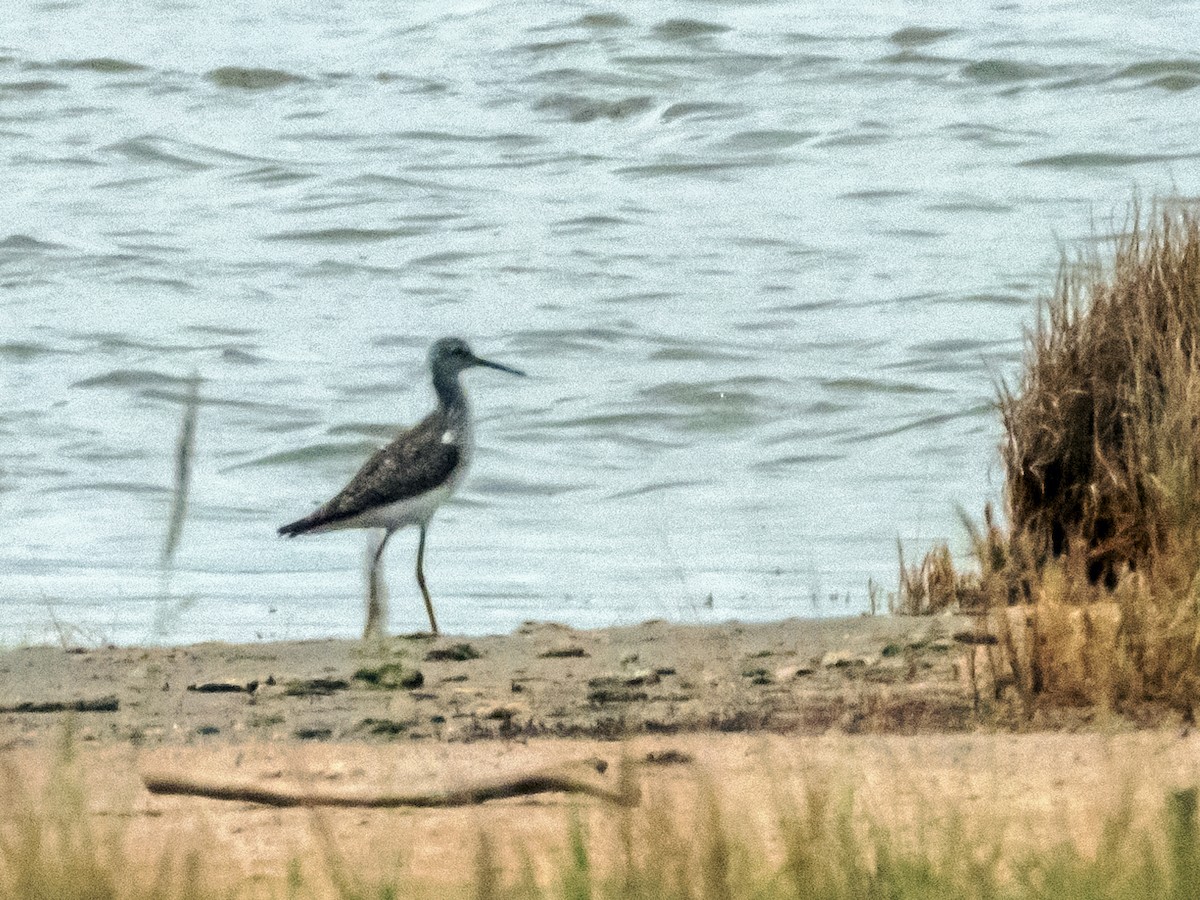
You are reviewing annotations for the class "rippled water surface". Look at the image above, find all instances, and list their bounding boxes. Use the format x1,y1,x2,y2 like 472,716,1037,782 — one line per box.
3,1,1199,643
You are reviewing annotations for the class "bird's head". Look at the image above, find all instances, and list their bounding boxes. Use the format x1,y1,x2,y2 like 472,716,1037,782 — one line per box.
430,337,525,377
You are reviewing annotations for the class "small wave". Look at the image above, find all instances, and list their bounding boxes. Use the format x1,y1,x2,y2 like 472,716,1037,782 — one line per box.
141,388,302,414
472,476,583,497
782,51,840,69
0,79,65,93
207,66,307,90
392,130,542,148
820,376,940,396
649,345,755,362
117,275,195,292
750,453,844,472
553,214,630,230
961,59,1057,83
909,337,998,354
533,93,654,123
616,156,777,178
813,127,889,149
943,122,1047,148
225,441,380,471
767,299,839,315
574,12,630,29
371,334,426,349
840,189,910,201
0,234,65,250
554,410,686,429
230,165,314,185
1111,60,1200,91
850,404,993,443
1117,59,1200,80
640,383,765,410
800,400,853,415
732,318,793,332
373,73,449,93
652,19,731,40
646,373,784,394
187,324,259,338
260,418,322,435
885,227,944,240
660,101,741,123
102,136,215,171
263,227,421,244
33,57,147,73
221,348,263,365
0,341,60,361
880,50,962,66
334,380,411,399
926,200,1012,214
46,481,169,496
888,26,957,48
518,38,589,55
627,52,782,78
1147,74,1200,91
606,479,708,500
959,292,1029,307
1019,151,1198,170
73,368,192,389
340,173,459,194
512,326,632,350
79,333,189,352
721,129,815,151
587,289,668,306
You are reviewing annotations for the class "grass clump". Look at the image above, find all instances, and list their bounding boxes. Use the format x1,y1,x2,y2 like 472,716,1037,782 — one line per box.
1001,209,1200,585
462,777,1198,900
963,206,1200,717
7,740,1200,899
0,734,204,900
425,642,483,662
352,662,424,690
895,539,980,615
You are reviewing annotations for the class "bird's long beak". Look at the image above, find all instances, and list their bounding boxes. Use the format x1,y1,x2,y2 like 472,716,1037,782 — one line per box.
472,355,526,377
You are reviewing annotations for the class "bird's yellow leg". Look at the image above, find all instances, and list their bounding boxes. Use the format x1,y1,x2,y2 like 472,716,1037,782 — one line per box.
365,528,394,640
416,524,439,636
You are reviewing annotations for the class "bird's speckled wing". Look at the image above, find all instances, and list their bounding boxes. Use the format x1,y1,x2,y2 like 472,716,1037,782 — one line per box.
279,409,460,535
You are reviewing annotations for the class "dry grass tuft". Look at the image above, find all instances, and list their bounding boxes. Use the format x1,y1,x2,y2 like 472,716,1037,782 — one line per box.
1001,206,1200,586
967,206,1200,718
895,539,979,615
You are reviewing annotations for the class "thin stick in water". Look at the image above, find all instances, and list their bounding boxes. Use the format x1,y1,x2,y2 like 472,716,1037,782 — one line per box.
162,374,201,567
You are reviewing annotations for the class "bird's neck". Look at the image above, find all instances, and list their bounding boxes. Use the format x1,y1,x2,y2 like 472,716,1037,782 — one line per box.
432,367,467,412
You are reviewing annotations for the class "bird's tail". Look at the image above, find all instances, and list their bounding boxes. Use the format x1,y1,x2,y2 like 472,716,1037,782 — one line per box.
278,513,320,537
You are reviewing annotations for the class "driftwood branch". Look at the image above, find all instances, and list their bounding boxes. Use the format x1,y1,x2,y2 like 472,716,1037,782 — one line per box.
142,758,639,808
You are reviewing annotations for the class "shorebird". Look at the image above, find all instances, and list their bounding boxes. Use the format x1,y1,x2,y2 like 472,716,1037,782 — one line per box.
278,337,525,637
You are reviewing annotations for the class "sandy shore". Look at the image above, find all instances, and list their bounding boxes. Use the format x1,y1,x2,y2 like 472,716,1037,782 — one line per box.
0,616,975,748
3,616,1196,893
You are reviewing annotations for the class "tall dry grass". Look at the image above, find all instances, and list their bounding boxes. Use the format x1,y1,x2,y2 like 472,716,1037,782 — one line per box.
1001,208,1200,587
963,207,1200,717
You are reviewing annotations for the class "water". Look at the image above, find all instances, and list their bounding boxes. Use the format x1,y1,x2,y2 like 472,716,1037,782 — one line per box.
3,1,1199,645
